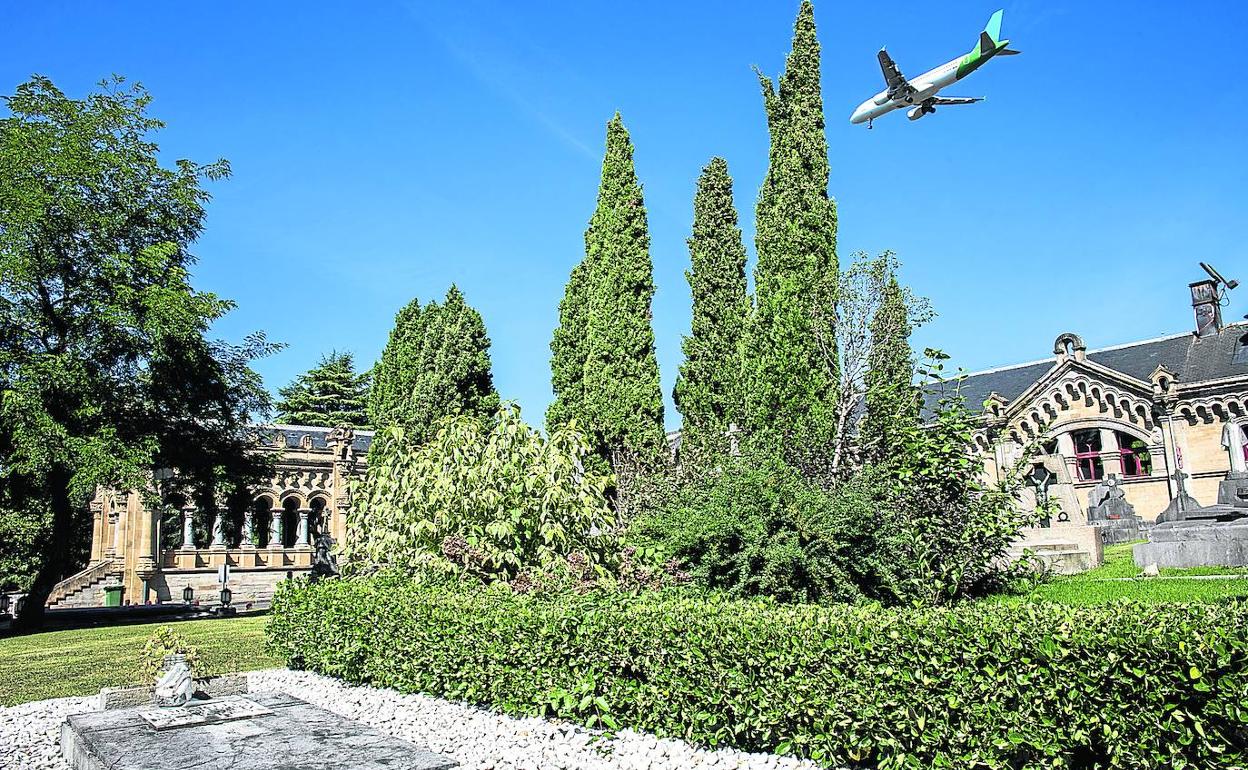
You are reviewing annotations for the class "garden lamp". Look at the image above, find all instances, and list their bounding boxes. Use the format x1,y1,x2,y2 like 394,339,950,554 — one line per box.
182,585,194,603
219,586,232,609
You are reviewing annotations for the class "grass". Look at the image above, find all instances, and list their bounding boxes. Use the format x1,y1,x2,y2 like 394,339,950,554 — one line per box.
990,542,1248,606
0,615,280,706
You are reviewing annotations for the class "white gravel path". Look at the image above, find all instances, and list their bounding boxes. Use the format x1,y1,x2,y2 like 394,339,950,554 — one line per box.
0,668,821,770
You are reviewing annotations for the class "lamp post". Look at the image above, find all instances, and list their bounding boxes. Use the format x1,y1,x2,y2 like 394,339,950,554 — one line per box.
219,586,233,610
182,585,194,604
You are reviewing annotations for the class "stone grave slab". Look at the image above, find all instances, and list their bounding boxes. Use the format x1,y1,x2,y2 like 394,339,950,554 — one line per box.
60,692,457,770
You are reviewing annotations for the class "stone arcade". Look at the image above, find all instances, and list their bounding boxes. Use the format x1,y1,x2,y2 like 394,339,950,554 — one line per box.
47,425,372,609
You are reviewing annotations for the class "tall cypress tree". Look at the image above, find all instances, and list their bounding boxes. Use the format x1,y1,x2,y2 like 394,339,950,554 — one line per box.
860,275,916,463
748,0,839,470
674,157,749,463
549,115,665,471
369,285,499,441
547,259,590,433
276,351,371,428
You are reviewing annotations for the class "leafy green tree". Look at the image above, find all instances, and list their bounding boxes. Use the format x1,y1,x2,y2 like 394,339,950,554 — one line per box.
673,157,749,465
368,285,498,442
0,76,273,627
748,0,840,474
549,115,666,476
859,274,918,464
346,403,617,582
276,351,370,428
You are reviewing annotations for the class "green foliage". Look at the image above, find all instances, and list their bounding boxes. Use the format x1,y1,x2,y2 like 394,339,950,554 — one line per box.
139,625,201,681
859,274,917,464
548,115,666,476
270,579,1248,770
673,158,749,466
630,453,857,604
346,403,617,582
368,285,498,442
748,0,840,473
0,76,274,625
276,351,370,428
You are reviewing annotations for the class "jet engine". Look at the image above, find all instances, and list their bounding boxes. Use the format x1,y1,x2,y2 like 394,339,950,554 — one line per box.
907,103,936,121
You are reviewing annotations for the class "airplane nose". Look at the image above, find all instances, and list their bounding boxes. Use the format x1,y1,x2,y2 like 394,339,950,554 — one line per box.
850,103,867,124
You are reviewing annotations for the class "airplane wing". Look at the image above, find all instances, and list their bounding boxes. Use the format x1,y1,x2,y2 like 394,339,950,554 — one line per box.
877,49,913,96
930,96,984,106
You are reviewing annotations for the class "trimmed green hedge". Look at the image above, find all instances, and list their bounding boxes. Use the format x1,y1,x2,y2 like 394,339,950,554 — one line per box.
267,577,1248,769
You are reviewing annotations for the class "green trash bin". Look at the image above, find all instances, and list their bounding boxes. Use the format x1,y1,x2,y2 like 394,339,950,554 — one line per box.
103,585,123,607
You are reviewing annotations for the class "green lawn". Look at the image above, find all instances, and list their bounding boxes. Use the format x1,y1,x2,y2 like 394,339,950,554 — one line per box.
991,542,1248,606
0,615,281,706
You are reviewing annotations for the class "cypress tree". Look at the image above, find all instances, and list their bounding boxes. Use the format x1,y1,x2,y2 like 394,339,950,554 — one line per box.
582,114,666,471
276,351,371,428
860,275,917,463
748,0,839,469
547,259,590,433
369,285,499,441
673,157,749,463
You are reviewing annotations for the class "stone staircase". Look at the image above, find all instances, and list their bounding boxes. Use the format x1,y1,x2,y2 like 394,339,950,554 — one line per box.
47,559,122,609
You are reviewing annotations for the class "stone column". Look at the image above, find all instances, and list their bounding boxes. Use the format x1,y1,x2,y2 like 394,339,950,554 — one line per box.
269,508,283,548
1099,428,1120,474
297,509,310,547
180,506,195,550
241,510,256,550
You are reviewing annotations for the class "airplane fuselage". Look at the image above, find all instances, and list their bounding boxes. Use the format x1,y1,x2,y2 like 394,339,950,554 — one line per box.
851,48,996,125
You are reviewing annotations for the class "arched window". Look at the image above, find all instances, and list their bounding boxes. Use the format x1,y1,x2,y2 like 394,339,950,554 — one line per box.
309,497,327,541
281,497,301,548
1117,431,1152,477
1072,429,1103,481
252,498,273,547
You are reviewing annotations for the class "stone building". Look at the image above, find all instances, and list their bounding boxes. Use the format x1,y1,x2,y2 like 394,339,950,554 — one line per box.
47,425,372,609
964,274,1248,570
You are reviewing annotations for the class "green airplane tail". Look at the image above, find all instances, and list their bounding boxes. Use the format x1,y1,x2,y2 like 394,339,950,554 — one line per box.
979,9,1008,55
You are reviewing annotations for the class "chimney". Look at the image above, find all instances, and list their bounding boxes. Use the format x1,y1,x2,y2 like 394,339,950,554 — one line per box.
1190,279,1222,337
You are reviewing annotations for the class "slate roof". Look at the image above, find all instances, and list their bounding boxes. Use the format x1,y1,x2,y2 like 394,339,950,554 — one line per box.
258,424,374,453
928,321,1248,416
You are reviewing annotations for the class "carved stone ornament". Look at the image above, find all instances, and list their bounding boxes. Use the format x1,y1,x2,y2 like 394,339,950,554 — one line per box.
153,654,194,707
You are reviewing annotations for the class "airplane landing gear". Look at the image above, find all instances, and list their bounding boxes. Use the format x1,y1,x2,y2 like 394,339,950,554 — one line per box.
867,118,874,130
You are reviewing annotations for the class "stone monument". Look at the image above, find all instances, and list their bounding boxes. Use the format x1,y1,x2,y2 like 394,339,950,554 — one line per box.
1085,474,1141,544
152,654,193,708
60,693,457,770
1217,423,1248,509
309,531,340,584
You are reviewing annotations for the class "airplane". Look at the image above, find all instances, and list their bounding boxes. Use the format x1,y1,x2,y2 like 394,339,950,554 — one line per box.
850,9,1019,127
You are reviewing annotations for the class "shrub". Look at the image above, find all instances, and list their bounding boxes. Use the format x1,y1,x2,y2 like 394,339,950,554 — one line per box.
345,403,617,582
139,625,201,681
269,578,1248,769
629,453,858,604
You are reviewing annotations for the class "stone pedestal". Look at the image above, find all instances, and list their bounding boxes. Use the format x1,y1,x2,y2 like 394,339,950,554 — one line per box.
1217,472,1248,509
60,693,456,770
1133,520,1248,569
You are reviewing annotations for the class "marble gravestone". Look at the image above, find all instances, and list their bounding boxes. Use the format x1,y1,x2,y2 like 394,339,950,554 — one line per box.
1085,475,1141,544
60,693,457,770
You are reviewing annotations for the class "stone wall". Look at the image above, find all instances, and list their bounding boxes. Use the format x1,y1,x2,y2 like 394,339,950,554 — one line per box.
148,568,308,606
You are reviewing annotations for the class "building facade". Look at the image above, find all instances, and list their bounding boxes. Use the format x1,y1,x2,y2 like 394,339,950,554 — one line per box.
47,425,372,609
962,275,1248,568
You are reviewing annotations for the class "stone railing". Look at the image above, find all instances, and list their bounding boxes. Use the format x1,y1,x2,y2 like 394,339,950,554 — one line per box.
161,547,313,572
47,558,117,605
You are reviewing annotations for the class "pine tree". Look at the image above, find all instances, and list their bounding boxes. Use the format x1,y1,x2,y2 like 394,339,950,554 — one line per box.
369,285,499,441
276,352,371,428
673,157,749,463
748,0,840,470
860,275,917,463
582,114,667,472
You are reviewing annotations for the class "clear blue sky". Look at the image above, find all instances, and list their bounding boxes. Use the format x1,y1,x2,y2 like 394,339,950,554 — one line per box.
5,1,1246,428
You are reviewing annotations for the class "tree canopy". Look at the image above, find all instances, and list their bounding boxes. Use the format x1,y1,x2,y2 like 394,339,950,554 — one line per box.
368,285,498,442
276,351,370,428
0,76,274,625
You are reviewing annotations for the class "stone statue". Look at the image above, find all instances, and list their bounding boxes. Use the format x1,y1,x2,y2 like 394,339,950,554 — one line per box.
309,531,339,583
153,654,193,707
1222,422,1248,474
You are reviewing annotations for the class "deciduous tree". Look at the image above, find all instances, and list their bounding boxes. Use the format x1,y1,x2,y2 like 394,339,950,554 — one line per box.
0,76,274,627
